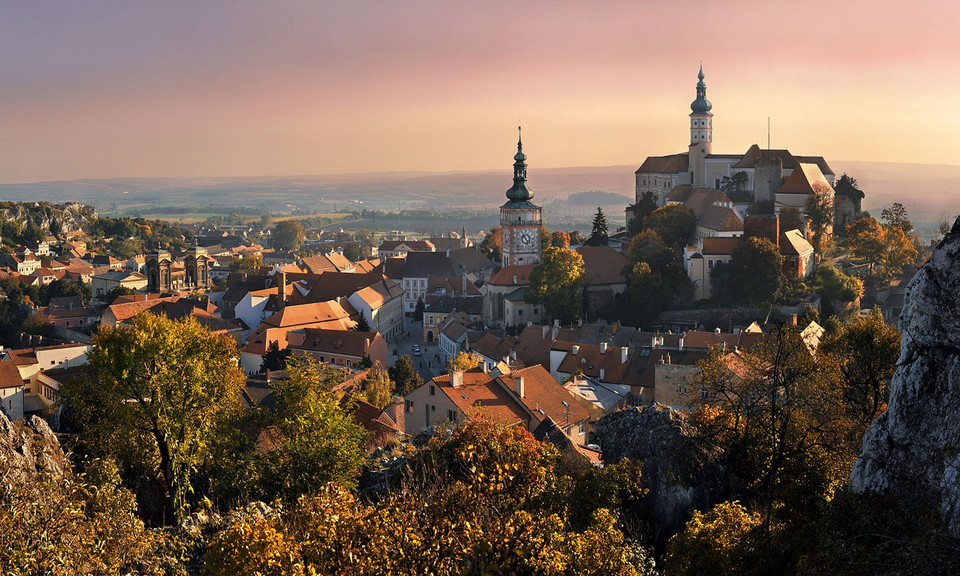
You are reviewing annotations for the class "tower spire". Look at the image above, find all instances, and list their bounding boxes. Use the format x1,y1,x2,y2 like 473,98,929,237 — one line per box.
506,126,532,202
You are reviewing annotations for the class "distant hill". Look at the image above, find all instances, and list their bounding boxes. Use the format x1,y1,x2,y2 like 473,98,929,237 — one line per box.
0,161,956,227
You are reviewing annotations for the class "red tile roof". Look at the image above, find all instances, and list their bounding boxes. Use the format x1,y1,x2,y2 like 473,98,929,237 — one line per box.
433,370,528,427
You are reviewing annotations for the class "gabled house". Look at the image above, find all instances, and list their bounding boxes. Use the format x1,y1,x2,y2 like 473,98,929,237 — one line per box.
287,328,387,369
239,299,358,374
403,365,592,445
483,264,542,328
381,251,457,314
91,270,148,300
423,295,484,343
0,360,25,421
377,239,436,259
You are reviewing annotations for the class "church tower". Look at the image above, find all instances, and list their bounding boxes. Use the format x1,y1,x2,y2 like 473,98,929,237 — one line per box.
184,244,210,289
146,245,172,292
688,65,713,187
499,127,542,267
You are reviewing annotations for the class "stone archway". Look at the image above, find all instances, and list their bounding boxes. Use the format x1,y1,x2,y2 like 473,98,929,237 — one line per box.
426,331,435,343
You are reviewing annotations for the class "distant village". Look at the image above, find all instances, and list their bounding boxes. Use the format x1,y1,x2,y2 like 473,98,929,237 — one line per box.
0,69,924,465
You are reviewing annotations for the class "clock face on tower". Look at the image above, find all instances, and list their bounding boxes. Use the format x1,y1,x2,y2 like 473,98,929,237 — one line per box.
517,230,534,250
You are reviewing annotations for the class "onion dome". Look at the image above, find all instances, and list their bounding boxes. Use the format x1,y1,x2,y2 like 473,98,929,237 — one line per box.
690,65,713,115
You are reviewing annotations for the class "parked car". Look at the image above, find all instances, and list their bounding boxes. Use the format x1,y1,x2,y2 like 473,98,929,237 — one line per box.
412,345,422,356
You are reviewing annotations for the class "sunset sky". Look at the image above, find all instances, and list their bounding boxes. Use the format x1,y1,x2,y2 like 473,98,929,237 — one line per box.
1,0,958,183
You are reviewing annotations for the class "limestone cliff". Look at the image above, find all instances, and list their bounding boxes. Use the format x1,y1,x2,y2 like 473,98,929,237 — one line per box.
0,408,69,483
594,404,726,545
850,216,960,536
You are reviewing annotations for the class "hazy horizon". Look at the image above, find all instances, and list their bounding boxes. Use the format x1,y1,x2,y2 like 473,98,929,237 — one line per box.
2,1,960,182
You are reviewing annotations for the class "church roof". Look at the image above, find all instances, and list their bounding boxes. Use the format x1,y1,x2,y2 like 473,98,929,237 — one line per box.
489,264,536,287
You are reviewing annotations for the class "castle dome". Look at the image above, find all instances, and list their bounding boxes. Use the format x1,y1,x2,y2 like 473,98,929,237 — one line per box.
690,65,713,115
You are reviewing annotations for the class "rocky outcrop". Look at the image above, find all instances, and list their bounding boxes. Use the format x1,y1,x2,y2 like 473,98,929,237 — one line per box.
594,404,726,545
0,408,69,482
850,216,960,536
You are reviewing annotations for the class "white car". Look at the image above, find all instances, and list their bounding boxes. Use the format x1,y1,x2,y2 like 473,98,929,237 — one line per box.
412,345,422,356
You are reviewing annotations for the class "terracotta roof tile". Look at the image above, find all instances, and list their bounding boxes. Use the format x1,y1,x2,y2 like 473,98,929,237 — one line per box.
434,370,528,426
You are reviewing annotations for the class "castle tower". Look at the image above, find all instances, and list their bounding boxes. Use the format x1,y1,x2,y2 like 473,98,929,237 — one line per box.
688,65,713,187
499,126,542,267
146,245,172,292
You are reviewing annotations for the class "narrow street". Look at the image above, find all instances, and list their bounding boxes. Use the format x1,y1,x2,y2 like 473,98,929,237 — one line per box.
389,316,442,382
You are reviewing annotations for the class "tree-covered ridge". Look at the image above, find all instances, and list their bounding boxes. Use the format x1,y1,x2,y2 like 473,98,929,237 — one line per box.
0,201,96,246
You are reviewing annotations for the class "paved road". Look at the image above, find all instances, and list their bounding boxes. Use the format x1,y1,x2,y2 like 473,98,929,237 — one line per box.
389,316,442,382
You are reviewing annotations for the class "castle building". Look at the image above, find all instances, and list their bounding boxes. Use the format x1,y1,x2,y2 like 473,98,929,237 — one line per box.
630,67,835,215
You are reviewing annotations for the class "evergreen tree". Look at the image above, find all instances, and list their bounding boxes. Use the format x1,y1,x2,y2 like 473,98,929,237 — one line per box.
353,310,371,332
413,297,425,321
588,207,609,246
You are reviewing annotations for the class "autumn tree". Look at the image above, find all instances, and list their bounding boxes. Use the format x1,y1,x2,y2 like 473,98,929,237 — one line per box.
805,183,834,253
549,230,571,249
845,216,887,274
626,190,659,237
587,207,609,246
643,204,697,250
356,364,394,409
720,171,750,202
272,219,306,252
60,313,246,524
664,501,765,576
820,308,899,426
445,351,481,373
0,456,168,574
778,207,804,234
212,356,369,504
727,237,784,306
692,326,851,553
813,264,863,316
618,262,669,328
626,229,692,305
479,226,502,262
389,354,423,395
525,246,586,324
880,202,913,234
103,285,138,304
229,253,263,275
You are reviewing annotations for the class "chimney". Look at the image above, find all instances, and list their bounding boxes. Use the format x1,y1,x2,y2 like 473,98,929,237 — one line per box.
516,376,525,398
678,337,684,350
599,368,605,381
265,369,272,383
385,394,405,432
278,270,286,305
621,346,629,364
527,320,532,327
364,338,370,351
451,370,464,388
600,342,608,354
511,350,517,363
571,345,580,355
482,362,488,374
542,325,549,339
513,275,518,285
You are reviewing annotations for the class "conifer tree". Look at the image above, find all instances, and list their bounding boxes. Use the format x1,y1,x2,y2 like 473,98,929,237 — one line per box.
588,207,609,246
